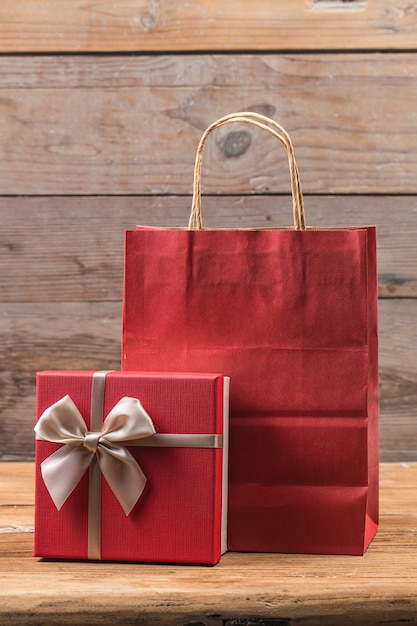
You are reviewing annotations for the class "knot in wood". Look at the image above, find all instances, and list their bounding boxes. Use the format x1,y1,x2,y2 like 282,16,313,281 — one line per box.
222,130,252,159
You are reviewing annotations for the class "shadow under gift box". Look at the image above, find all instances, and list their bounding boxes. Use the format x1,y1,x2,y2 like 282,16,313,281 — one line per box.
34,370,229,564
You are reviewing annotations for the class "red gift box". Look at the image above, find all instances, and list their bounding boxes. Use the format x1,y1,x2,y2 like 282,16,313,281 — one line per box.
34,370,229,564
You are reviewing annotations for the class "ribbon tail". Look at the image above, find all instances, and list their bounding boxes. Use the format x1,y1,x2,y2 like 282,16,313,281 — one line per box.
97,445,147,516
41,445,93,510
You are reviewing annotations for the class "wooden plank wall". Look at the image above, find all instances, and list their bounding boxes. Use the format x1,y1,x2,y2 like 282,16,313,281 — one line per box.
1,1,417,461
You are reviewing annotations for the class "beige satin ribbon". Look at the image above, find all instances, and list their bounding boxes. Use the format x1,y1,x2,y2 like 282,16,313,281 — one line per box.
35,372,223,560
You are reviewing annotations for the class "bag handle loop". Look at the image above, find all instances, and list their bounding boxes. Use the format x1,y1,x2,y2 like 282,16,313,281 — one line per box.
188,112,306,231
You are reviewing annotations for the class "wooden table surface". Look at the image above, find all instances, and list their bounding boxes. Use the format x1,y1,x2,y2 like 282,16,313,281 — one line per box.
0,462,416,626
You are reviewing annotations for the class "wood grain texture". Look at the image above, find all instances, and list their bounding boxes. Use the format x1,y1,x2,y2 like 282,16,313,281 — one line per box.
1,195,417,301
1,195,416,461
1,53,416,463
379,300,417,461
0,0,417,52
2,54,417,195
0,462,416,625
0,299,416,462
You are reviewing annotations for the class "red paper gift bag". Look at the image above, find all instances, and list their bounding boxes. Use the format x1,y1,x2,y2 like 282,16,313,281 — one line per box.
122,112,379,555
35,370,229,564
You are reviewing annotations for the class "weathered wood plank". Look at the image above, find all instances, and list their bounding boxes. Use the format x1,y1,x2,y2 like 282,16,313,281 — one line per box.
0,302,122,372
0,299,416,462
2,54,417,195
0,463,33,531
0,463,416,625
1,195,416,301
0,0,416,52
379,299,417,462
0,462,34,504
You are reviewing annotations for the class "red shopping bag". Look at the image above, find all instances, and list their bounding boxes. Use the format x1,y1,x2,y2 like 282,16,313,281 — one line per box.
122,112,379,555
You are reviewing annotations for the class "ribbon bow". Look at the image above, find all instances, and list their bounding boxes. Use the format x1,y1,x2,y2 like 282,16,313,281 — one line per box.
35,395,156,515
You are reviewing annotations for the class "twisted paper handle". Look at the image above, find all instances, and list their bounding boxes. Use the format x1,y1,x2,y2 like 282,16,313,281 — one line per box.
188,112,306,231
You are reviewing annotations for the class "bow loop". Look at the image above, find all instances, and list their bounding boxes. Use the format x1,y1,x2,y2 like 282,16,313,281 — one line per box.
35,394,87,445
35,395,156,515
101,396,156,442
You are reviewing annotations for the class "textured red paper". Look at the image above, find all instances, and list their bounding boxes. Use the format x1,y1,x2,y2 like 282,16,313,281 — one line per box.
35,371,227,564
122,226,378,555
